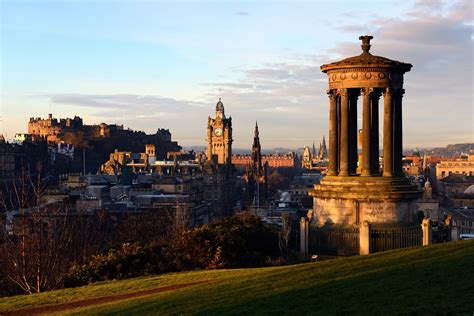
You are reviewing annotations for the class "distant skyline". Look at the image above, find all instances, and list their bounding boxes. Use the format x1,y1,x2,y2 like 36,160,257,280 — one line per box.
1,0,472,148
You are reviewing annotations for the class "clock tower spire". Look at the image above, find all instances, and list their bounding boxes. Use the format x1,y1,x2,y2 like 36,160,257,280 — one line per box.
206,98,233,165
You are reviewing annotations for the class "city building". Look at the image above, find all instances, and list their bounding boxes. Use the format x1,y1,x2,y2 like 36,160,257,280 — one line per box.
433,156,474,193
417,180,440,222
232,152,297,169
206,98,232,165
300,137,328,171
204,98,236,216
438,174,474,208
447,207,474,238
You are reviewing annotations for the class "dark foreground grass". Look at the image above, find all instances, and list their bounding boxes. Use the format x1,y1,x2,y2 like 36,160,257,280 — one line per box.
1,240,473,315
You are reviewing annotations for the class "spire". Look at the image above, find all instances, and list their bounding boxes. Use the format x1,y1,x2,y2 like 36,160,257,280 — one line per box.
312,142,317,158
252,121,262,175
216,98,225,118
320,135,328,159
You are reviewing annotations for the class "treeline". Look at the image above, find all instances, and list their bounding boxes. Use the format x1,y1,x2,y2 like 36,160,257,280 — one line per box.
65,214,281,287
0,210,283,295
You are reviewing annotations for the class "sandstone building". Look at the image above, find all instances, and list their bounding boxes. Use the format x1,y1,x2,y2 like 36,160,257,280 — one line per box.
204,99,236,215
206,99,232,165
232,152,297,169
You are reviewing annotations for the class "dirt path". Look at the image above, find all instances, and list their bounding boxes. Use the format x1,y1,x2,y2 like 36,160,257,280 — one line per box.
2,280,209,315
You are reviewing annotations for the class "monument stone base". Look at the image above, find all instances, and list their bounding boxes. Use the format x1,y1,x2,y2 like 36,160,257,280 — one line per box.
311,175,422,226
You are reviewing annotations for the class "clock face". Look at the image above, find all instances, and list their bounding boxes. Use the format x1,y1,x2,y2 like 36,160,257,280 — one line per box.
214,128,223,137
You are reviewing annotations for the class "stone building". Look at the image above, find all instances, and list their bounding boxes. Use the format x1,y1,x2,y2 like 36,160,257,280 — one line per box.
312,35,421,227
447,207,474,238
28,114,173,144
0,138,15,181
434,156,474,191
28,114,85,143
417,180,440,222
0,138,49,184
206,98,232,165
301,136,328,170
232,152,297,169
204,99,236,216
438,174,474,208
301,145,313,170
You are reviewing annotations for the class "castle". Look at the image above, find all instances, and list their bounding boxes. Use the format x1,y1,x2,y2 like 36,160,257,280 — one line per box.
28,114,172,144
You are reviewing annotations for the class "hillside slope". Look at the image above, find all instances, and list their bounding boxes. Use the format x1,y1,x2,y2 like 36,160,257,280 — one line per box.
1,240,473,315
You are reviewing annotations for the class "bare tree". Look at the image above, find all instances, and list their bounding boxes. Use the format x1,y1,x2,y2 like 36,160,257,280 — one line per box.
0,167,76,294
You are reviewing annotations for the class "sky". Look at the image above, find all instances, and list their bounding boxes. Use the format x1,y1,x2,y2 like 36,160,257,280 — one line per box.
1,0,472,149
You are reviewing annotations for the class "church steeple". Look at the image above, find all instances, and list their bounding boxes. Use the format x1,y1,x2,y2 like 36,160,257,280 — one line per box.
320,135,328,159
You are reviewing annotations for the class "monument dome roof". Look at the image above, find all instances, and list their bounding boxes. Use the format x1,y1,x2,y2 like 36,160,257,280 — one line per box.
321,35,412,73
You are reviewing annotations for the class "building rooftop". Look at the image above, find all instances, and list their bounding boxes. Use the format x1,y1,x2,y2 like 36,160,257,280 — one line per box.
439,174,474,184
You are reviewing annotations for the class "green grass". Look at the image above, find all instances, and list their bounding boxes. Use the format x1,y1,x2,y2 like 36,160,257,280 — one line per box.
1,240,473,315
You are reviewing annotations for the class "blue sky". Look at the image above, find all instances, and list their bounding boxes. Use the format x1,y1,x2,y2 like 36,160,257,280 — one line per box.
1,0,472,149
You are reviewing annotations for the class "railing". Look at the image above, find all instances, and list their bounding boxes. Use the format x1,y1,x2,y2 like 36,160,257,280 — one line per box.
370,225,422,253
308,226,360,256
432,226,450,243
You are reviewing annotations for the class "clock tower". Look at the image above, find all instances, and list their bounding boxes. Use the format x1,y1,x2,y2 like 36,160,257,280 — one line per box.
206,98,233,165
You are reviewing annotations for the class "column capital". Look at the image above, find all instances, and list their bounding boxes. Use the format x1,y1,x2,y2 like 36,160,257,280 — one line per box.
337,88,349,97
361,87,375,96
326,89,337,100
383,87,394,97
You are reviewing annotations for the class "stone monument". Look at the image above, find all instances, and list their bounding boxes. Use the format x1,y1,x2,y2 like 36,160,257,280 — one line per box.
312,35,422,226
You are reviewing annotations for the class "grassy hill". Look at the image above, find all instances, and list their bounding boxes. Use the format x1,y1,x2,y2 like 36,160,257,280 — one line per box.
1,240,473,315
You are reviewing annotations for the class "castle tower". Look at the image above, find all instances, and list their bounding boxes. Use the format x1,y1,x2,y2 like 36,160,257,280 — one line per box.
206,98,233,165
312,35,421,226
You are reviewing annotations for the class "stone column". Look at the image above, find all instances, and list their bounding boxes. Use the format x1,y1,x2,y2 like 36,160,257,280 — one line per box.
327,90,338,176
421,218,432,246
393,89,404,176
339,89,350,176
370,90,381,175
300,217,309,256
359,220,371,255
361,88,372,176
348,90,359,175
383,88,394,177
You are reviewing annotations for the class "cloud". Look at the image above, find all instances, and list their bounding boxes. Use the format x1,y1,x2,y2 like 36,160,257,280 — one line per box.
46,93,205,111
32,0,472,149
235,11,249,16
204,0,473,148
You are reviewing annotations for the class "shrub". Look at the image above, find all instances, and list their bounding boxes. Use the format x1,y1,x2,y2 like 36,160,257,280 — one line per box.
64,213,281,287
165,213,280,270
64,243,164,287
